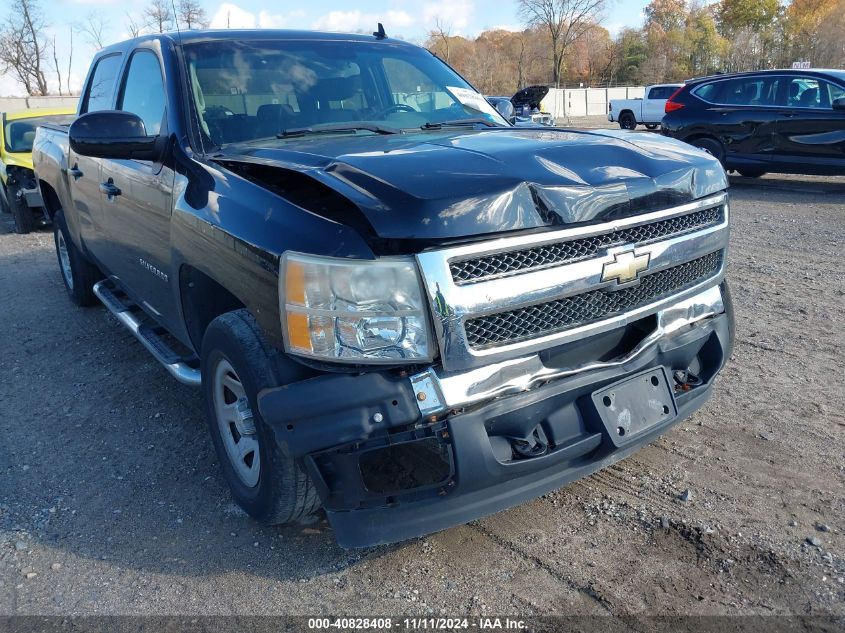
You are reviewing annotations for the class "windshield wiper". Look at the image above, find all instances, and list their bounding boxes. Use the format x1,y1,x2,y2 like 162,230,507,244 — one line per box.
421,118,501,130
277,123,400,138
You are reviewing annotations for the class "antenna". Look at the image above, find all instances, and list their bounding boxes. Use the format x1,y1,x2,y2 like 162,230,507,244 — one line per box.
171,0,183,43
373,23,387,39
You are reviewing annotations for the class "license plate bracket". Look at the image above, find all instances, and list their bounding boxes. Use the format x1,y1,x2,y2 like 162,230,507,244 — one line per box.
592,367,677,448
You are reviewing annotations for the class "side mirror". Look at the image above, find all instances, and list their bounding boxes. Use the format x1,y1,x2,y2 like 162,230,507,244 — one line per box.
833,97,845,111
69,111,160,161
495,99,514,121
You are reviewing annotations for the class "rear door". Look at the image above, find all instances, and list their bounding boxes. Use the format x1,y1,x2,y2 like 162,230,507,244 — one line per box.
698,75,782,168
642,85,676,123
98,46,175,320
772,76,845,174
69,53,123,254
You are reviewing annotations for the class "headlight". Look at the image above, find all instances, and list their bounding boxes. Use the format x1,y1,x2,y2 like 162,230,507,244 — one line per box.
280,252,434,364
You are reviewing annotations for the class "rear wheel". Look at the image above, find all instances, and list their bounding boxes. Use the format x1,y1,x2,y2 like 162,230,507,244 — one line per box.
689,137,725,166
201,309,320,525
619,112,637,130
645,123,658,130
737,169,766,178
53,209,102,306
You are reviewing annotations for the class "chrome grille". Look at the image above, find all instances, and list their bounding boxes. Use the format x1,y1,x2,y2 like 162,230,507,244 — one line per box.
464,251,723,349
450,206,724,284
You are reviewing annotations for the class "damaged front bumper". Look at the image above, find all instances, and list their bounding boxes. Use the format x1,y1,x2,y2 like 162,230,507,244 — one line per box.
258,283,734,548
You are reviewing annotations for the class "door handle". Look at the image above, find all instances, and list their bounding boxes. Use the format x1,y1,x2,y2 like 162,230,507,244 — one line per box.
99,179,121,198
68,165,83,180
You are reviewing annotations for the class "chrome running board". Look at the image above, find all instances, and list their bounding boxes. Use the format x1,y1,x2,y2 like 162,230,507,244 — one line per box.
93,280,201,387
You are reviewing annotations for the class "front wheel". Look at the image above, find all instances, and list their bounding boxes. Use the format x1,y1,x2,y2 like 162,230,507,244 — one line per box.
53,209,102,306
8,185,35,234
201,310,321,525
619,112,637,130
0,183,10,214
737,169,766,178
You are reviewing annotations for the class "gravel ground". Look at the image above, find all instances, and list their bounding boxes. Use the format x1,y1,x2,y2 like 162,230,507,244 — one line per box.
0,170,843,617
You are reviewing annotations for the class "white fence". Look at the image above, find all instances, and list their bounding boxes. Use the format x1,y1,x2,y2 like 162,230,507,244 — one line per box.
0,96,79,113
541,86,646,119
0,88,649,119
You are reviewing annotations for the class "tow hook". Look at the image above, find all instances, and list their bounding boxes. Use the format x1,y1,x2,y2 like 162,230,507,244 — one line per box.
511,429,549,459
673,369,703,392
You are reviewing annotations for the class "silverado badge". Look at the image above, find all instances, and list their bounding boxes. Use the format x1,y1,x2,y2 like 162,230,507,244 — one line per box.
601,250,650,285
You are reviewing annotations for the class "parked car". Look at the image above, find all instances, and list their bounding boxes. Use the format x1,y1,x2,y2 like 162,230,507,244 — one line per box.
608,84,683,130
486,85,555,126
34,29,734,548
1,107,77,233
661,69,845,176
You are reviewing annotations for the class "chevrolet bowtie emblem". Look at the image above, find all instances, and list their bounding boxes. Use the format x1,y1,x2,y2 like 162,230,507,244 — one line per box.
601,250,650,285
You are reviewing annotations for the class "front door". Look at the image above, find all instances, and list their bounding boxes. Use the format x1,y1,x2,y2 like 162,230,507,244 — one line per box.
98,48,176,323
772,76,845,174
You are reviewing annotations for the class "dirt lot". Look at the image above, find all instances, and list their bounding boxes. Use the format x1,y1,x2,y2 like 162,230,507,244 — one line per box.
0,171,843,618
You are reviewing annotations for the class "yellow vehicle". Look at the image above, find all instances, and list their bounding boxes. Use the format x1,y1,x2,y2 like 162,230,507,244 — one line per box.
1,106,76,233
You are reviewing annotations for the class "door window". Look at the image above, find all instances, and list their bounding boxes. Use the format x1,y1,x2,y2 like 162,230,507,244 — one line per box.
82,54,122,113
648,86,676,99
118,50,166,135
718,77,780,106
783,77,845,109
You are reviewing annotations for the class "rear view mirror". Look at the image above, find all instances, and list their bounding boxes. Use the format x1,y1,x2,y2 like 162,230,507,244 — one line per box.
69,111,160,161
833,97,845,111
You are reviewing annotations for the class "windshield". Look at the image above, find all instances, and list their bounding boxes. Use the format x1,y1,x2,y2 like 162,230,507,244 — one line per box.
183,39,508,148
4,114,76,154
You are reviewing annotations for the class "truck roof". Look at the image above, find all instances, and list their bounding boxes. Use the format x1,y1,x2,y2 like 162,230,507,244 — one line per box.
98,28,413,55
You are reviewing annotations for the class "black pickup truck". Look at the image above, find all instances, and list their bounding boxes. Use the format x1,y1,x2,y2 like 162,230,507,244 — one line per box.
33,29,734,548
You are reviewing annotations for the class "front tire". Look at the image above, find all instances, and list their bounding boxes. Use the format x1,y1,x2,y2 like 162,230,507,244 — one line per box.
619,112,637,130
0,183,10,214
737,169,766,178
8,185,35,234
53,209,102,306
201,309,320,525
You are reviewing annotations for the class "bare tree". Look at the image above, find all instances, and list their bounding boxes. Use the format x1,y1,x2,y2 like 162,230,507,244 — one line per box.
126,12,143,38
428,18,453,63
144,0,174,33
51,34,62,95
176,0,209,29
0,0,49,95
67,25,73,94
517,0,606,86
79,12,107,49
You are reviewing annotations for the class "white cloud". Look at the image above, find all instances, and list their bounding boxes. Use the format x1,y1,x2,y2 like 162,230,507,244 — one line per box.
210,3,306,29
312,10,413,33
210,3,259,29
422,0,474,32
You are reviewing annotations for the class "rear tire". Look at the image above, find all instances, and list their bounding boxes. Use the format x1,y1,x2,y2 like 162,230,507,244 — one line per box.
8,185,35,234
201,309,321,525
737,169,766,178
645,123,658,130
53,209,102,306
619,112,637,130
689,137,725,166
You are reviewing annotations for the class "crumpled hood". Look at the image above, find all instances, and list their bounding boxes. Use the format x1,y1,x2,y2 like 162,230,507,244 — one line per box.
217,128,727,242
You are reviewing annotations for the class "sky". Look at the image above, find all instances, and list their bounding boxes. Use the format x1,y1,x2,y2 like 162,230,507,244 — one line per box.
0,0,653,97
